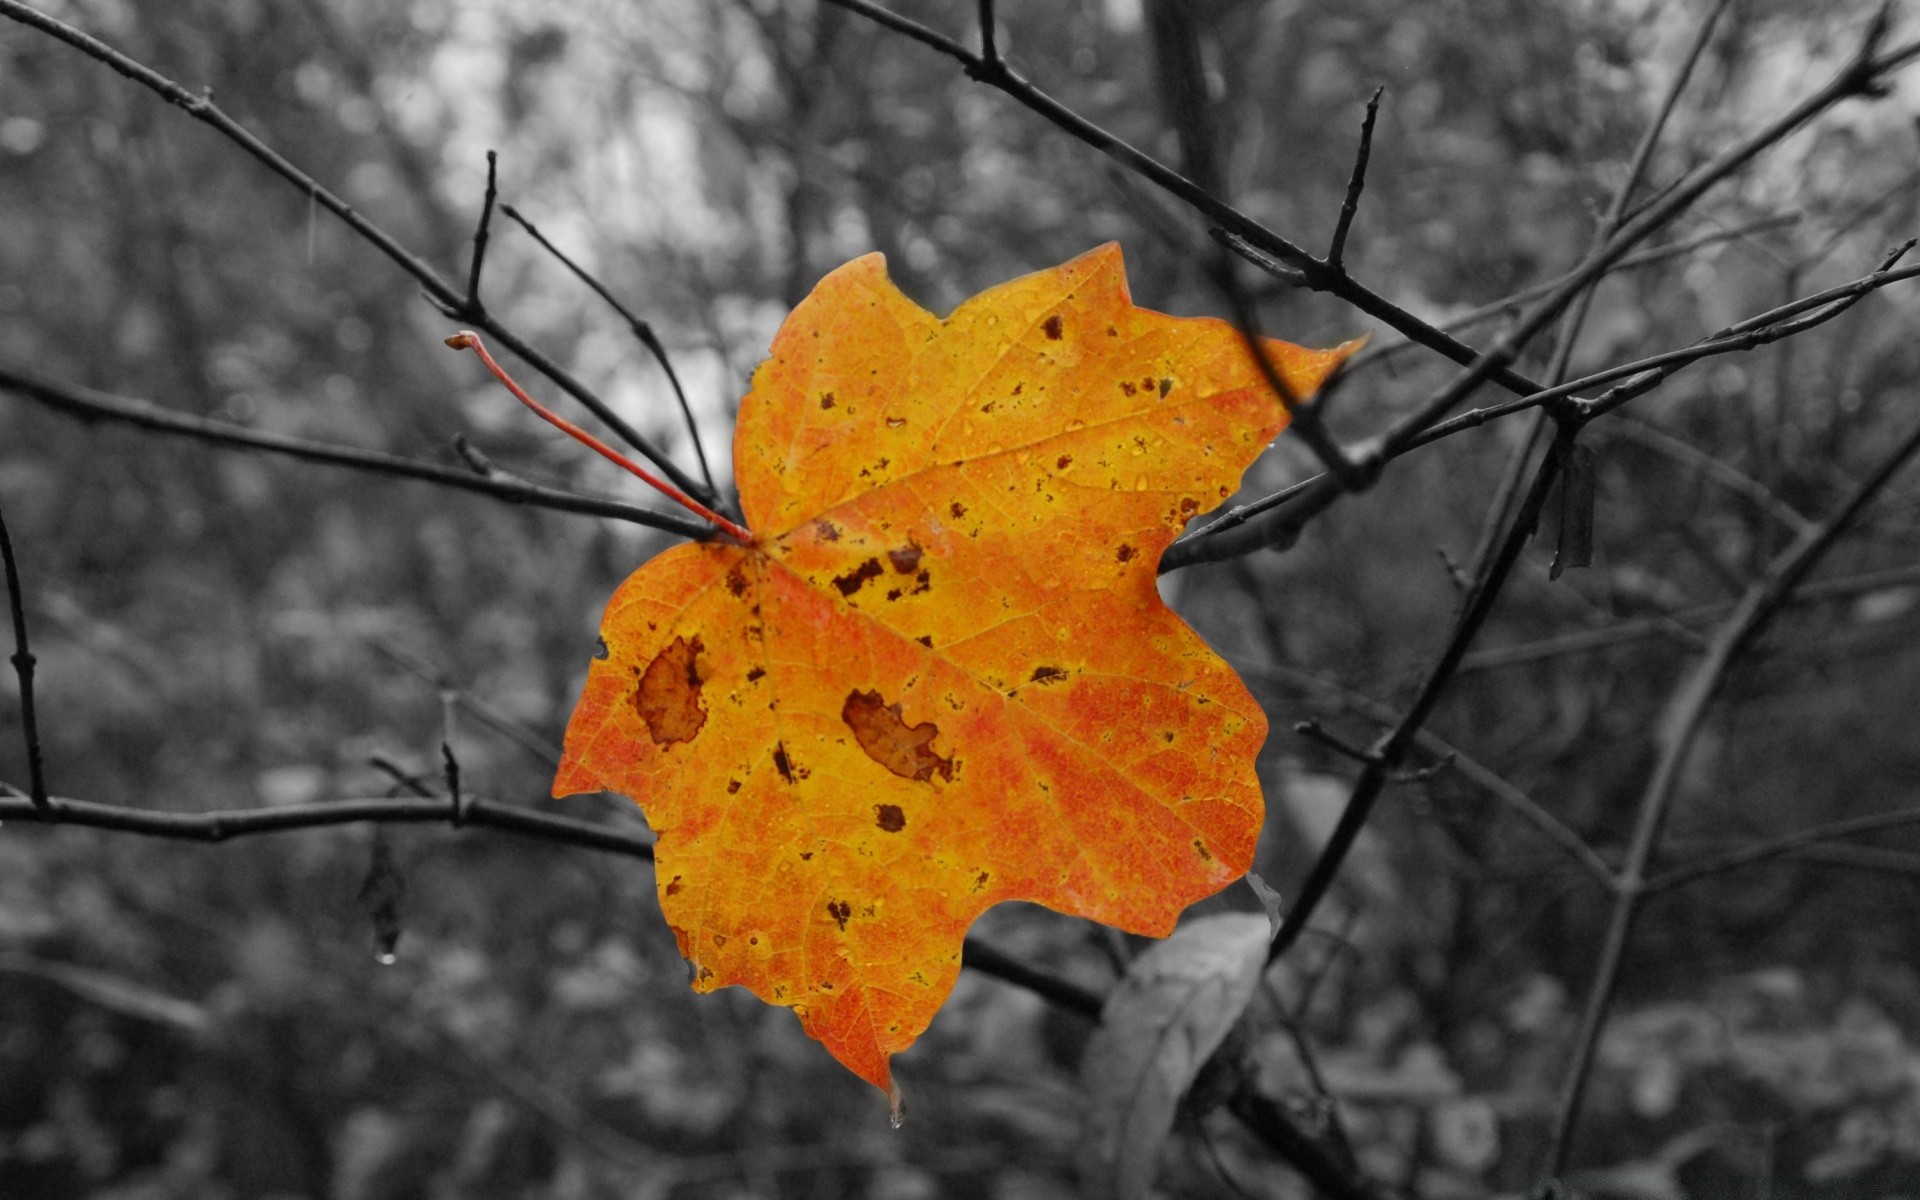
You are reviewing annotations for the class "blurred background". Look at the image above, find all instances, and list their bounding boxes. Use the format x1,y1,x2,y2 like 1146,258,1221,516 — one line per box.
3,0,1920,1196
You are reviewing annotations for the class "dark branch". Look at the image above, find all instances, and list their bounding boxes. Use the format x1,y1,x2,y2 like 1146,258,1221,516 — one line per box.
1542,408,1920,1179
975,0,998,64
1265,426,1575,964
1646,804,1920,894
499,204,720,503
0,0,712,503
464,150,500,314
0,503,48,808
0,364,714,539
1325,87,1383,271
1166,247,1920,570
0,787,1107,1024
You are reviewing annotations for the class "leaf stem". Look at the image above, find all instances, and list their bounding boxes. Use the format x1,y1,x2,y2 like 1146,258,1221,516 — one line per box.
445,332,753,544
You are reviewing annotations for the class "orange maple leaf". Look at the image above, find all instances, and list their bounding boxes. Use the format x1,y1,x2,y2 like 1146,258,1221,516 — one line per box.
549,244,1356,1095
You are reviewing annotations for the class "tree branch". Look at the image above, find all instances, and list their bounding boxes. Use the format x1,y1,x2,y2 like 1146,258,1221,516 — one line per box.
0,0,716,506
0,365,714,539
0,503,48,808
1542,409,1920,1179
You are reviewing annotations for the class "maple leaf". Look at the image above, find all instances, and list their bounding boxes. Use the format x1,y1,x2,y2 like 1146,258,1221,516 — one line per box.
549,244,1357,1095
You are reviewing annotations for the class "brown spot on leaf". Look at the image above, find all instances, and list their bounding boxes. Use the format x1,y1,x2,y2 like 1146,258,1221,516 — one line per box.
819,391,835,409
813,518,841,542
713,934,728,947
1159,377,1173,397
972,871,990,892
912,569,931,595
1193,839,1213,861
832,557,884,597
773,742,795,784
827,900,851,931
980,400,996,414
885,415,906,428
726,563,750,597
1180,497,1200,516
1120,380,1137,396
726,778,741,794
1116,544,1135,562
634,635,706,746
1042,314,1063,340
1029,665,1069,684
1011,382,1024,395
915,635,934,648
800,851,813,860
875,804,906,832
949,501,967,519
746,666,765,682
887,542,923,574
665,876,683,896
1056,454,1073,470
842,689,954,783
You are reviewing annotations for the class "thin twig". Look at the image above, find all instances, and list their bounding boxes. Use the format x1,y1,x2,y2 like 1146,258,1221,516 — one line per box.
366,638,563,768
0,364,712,538
465,150,499,313
1590,415,1814,535
0,788,1103,1021
0,0,712,504
1403,248,1920,449
1645,803,1920,894
1143,1,1363,485
822,0,1549,400
1265,425,1575,964
1325,87,1383,271
1168,248,1920,570
0,503,48,808
1541,411,1920,1179
1456,559,1920,673
1345,214,1802,374
1467,0,1726,585
1256,665,1616,888
975,0,997,64
1168,23,1915,566
499,204,718,500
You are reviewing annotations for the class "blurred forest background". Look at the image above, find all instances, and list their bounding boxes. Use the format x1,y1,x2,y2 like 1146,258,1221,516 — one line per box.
4,0,1920,1197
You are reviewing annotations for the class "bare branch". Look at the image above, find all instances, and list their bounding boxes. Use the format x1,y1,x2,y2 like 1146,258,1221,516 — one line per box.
1325,88,1383,271
0,365,713,539
465,150,500,314
1456,560,1920,674
1167,246,1920,569
0,503,48,808
1542,410,1920,1179
0,0,713,504
1264,425,1576,964
975,0,998,65
1646,803,1920,894
0,787,1110,1032
500,203,719,501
